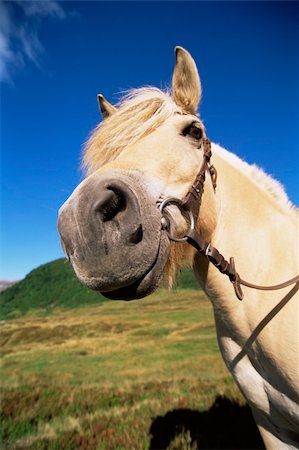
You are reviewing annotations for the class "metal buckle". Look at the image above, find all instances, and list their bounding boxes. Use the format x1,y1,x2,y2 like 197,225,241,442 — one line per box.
158,197,195,242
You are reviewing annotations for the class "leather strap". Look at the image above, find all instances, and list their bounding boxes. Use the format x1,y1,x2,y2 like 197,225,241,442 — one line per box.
186,229,244,300
185,229,299,300
182,139,212,222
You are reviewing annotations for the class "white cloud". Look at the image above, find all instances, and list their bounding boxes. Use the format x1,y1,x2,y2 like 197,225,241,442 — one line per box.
20,0,66,19
0,1,66,82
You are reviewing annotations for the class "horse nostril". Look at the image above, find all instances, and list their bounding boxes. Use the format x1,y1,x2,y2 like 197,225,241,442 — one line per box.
94,188,126,222
128,224,143,245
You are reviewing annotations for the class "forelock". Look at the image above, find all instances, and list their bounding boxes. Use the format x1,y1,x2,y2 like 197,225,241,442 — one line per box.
83,88,180,174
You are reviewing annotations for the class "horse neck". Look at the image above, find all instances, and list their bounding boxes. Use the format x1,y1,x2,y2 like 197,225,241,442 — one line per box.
197,148,298,300
195,150,299,411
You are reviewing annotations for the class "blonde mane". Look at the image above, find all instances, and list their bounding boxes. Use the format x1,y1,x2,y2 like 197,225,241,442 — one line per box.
83,88,181,174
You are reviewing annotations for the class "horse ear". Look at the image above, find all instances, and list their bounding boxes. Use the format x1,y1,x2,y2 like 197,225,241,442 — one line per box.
97,94,117,119
172,47,202,114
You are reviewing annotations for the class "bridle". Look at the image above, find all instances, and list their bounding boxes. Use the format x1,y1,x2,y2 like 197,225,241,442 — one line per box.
158,138,299,300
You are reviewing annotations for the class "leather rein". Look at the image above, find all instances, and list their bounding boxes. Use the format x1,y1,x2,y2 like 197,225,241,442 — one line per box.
158,138,299,300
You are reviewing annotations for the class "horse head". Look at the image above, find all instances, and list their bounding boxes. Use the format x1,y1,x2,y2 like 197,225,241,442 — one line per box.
58,47,217,299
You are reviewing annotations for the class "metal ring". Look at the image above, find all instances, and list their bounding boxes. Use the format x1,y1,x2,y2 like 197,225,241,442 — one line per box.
158,197,195,242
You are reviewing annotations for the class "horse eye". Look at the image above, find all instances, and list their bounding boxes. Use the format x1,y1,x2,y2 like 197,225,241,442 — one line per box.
183,123,203,140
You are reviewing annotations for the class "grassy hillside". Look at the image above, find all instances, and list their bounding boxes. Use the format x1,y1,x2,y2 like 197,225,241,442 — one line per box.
0,259,107,320
0,259,199,320
0,292,263,450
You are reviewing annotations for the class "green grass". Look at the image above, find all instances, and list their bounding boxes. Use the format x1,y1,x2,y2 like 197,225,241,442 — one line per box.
0,289,264,450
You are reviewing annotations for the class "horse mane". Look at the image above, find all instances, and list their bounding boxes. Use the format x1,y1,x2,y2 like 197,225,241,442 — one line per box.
212,144,298,216
83,87,181,174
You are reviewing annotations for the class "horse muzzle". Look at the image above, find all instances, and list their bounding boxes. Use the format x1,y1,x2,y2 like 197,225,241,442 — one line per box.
57,172,170,300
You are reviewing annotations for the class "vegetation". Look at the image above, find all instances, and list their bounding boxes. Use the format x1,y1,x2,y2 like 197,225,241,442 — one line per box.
0,259,106,320
0,259,198,320
1,290,264,449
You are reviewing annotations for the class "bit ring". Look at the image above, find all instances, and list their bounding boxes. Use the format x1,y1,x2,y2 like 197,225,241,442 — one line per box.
158,197,195,242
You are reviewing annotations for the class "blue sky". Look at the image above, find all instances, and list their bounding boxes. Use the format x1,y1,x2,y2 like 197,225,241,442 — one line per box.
1,1,298,280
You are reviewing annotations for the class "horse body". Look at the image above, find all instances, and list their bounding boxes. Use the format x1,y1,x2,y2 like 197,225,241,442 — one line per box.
58,47,299,448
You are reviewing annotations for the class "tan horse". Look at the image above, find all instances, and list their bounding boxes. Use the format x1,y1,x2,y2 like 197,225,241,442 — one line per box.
58,47,299,448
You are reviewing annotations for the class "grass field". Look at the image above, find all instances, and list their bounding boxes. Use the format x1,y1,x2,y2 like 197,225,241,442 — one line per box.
1,289,264,449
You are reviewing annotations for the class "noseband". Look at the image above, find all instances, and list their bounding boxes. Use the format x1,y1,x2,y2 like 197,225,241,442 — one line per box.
159,138,299,300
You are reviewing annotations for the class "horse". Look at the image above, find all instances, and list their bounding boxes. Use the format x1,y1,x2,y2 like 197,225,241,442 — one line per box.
58,47,299,448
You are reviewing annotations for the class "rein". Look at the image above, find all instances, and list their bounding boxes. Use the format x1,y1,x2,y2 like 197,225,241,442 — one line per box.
159,138,299,300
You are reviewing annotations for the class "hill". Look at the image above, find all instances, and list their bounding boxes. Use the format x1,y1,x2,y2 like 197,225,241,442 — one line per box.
0,259,199,320
0,259,107,320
